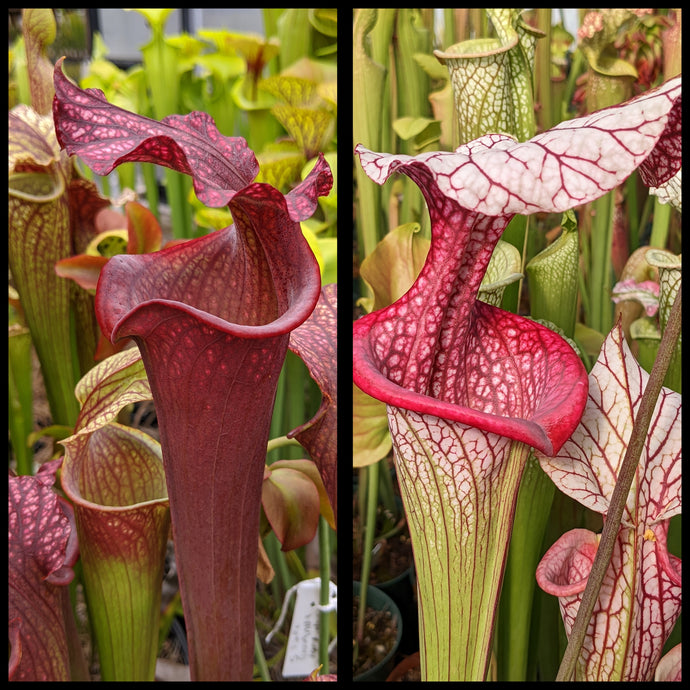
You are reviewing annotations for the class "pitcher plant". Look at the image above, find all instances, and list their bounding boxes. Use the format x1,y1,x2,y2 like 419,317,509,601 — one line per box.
51,58,335,681
354,72,680,680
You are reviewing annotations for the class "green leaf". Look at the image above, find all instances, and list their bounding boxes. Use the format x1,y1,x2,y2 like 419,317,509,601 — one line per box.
308,8,337,38
353,9,389,259
8,325,34,475
316,236,337,284
353,384,391,468
479,240,523,307
413,51,450,81
497,454,556,680
393,116,442,151
526,210,580,338
358,222,429,314
71,348,151,437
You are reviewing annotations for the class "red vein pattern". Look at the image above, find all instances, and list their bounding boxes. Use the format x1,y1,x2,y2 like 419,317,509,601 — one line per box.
537,324,681,680
353,77,680,681
288,283,338,524
90,182,325,682
53,58,258,208
52,57,333,681
9,461,79,681
354,76,680,457
60,423,170,680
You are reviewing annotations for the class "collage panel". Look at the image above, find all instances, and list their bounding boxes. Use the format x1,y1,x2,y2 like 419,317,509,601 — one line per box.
352,7,681,683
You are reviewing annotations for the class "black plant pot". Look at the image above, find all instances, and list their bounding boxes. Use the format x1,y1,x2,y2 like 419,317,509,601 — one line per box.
353,581,403,682
374,564,418,656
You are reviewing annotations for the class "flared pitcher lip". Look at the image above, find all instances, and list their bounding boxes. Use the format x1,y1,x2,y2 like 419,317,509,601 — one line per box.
352,313,585,458
95,221,323,345
60,423,170,512
109,290,322,344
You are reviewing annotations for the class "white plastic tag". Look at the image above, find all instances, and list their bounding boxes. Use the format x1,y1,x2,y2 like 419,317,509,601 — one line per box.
266,578,337,679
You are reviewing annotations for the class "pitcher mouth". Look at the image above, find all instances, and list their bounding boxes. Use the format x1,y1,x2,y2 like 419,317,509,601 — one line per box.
354,301,587,457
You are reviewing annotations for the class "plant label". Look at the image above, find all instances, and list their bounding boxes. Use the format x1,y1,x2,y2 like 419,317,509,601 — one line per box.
279,578,337,679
